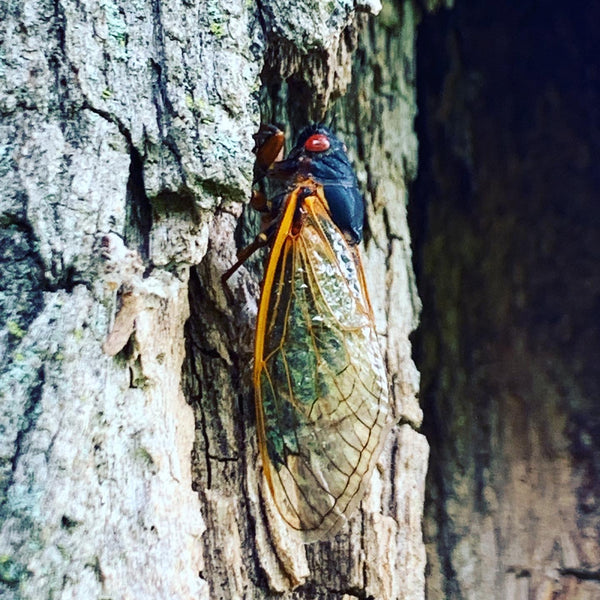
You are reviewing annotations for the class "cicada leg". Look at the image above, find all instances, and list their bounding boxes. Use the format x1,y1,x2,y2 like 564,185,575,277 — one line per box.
221,231,269,291
220,206,287,302
221,125,288,298
253,124,285,177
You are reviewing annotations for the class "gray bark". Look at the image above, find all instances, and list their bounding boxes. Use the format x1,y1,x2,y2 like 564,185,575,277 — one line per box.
0,0,431,598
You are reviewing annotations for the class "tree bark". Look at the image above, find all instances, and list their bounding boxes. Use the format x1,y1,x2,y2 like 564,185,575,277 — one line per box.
414,3,600,599
0,1,430,599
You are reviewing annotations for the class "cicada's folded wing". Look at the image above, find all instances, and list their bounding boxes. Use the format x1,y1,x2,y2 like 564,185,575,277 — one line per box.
254,185,392,541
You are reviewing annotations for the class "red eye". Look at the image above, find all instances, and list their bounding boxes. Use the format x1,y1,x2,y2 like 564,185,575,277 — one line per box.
304,133,330,152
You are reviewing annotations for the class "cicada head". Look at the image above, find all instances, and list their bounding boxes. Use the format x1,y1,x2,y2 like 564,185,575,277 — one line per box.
271,125,365,245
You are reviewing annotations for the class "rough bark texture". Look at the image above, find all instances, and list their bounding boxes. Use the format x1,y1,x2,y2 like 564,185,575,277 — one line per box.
184,1,433,598
413,2,600,599
0,1,430,599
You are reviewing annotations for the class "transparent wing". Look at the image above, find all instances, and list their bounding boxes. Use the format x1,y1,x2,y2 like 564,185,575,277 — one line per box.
254,186,392,541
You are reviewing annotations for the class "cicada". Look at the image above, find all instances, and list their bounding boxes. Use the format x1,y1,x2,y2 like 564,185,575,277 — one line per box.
224,125,393,541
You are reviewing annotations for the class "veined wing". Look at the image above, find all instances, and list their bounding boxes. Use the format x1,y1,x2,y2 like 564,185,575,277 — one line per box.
254,185,392,541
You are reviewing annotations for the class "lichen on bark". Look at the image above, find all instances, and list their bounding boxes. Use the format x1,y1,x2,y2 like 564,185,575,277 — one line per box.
1,0,429,598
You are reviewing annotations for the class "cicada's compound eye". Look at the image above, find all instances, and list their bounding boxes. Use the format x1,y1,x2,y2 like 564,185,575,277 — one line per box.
304,133,331,153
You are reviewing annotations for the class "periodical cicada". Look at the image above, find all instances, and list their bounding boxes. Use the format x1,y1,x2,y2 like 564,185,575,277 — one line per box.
224,124,393,541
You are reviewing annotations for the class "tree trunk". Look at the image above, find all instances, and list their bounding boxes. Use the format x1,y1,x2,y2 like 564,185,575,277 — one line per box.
414,2,600,599
0,1,431,598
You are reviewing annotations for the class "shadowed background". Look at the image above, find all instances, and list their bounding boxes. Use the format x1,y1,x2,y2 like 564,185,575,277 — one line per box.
412,1,600,598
